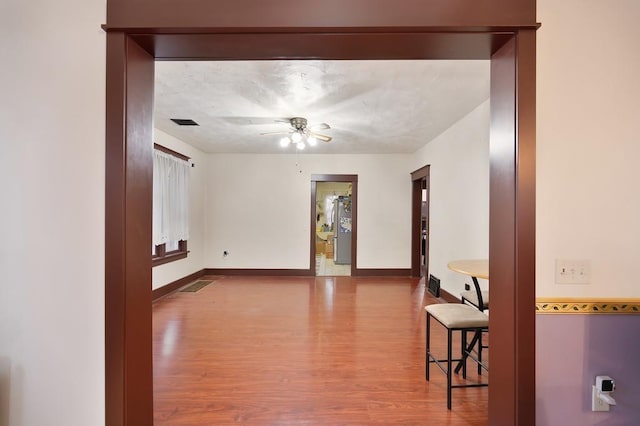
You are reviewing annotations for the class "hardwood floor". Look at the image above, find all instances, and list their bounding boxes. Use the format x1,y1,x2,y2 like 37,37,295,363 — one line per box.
153,276,488,425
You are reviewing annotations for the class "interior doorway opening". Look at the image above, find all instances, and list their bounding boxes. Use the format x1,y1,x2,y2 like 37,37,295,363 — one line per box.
420,180,429,276
105,21,536,425
310,174,358,277
314,181,352,276
411,165,430,278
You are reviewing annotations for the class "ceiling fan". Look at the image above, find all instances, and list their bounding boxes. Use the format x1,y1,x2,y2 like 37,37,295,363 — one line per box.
260,117,332,149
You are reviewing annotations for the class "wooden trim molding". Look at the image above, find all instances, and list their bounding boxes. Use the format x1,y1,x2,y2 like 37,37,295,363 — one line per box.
488,31,536,425
152,240,188,266
105,33,154,426
352,268,411,277
204,268,411,277
311,174,359,182
152,269,206,301
439,288,461,304
536,298,640,314
204,268,315,277
154,142,190,161
104,1,538,421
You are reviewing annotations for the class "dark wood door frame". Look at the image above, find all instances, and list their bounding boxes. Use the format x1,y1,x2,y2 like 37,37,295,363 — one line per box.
310,174,358,276
104,9,537,426
488,32,536,425
411,165,430,278
105,33,155,425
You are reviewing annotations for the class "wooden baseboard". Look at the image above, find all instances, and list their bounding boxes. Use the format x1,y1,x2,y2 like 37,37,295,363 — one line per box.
204,268,315,277
152,269,206,302
205,268,412,277
353,268,412,277
439,288,461,304
154,268,416,301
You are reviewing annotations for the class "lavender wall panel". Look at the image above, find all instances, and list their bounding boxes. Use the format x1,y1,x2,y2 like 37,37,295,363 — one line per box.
537,314,640,425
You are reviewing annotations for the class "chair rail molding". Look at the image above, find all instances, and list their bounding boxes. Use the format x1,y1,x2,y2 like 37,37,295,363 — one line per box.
535,298,640,314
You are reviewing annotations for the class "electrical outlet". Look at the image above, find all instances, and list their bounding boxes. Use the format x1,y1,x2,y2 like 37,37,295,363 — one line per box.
556,259,590,284
592,385,610,412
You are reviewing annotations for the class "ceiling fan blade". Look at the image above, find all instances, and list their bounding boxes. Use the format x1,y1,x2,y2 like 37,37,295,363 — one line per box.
260,130,293,136
219,116,290,125
309,122,330,131
310,132,332,142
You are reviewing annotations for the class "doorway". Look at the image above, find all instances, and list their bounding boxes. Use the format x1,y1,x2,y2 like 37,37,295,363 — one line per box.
314,181,353,276
310,174,358,277
411,165,430,278
105,18,536,426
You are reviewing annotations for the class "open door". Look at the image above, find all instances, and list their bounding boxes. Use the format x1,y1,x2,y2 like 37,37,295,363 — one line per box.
411,165,430,277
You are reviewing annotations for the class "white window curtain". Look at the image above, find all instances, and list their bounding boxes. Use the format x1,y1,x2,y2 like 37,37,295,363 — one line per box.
153,150,190,247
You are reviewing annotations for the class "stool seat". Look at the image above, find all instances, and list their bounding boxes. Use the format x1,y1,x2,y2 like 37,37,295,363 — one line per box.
460,290,490,310
425,303,489,409
425,304,489,329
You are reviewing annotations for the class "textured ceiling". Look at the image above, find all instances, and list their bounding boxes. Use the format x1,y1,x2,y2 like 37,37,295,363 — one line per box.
154,60,490,154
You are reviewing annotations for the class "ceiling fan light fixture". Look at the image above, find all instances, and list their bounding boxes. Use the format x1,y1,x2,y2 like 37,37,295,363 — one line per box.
279,136,291,147
291,132,303,143
259,116,331,149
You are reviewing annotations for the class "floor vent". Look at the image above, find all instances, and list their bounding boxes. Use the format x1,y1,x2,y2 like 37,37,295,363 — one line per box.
180,280,213,293
170,118,199,126
427,274,441,298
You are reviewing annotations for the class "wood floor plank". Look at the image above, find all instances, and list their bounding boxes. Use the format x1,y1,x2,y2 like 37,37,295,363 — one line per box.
153,276,488,425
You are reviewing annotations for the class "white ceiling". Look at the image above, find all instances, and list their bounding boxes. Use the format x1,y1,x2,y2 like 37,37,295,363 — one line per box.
153,60,490,154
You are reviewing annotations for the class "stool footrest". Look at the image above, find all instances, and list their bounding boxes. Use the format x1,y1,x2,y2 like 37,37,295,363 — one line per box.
427,353,464,376
464,351,489,372
451,383,488,389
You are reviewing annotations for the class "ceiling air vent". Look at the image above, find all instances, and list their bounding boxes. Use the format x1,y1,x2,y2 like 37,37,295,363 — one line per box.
170,118,199,126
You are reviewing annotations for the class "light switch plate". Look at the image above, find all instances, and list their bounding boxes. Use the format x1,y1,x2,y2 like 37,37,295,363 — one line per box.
556,259,590,284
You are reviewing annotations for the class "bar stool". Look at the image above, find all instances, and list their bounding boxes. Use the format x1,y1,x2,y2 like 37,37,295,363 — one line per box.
425,303,489,409
460,288,489,312
460,279,489,375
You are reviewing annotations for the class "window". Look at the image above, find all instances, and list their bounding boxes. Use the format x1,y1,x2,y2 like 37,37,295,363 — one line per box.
152,144,190,266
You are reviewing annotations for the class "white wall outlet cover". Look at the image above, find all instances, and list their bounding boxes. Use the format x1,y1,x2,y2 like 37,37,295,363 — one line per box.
592,385,611,412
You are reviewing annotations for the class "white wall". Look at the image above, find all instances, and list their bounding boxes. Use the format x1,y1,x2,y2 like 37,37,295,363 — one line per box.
536,0,640,297
410,100,490,297
0,0,106,424
205,154,412,269
152,129,207,290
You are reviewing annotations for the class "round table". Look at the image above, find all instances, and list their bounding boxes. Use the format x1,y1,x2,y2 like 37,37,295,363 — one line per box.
447,259,489,280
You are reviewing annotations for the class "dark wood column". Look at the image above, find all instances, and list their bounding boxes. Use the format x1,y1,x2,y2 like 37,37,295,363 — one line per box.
489,30,536,426
105,33,155,426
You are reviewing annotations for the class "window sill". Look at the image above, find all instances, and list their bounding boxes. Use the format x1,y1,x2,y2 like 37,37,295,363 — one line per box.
152,250,188,267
